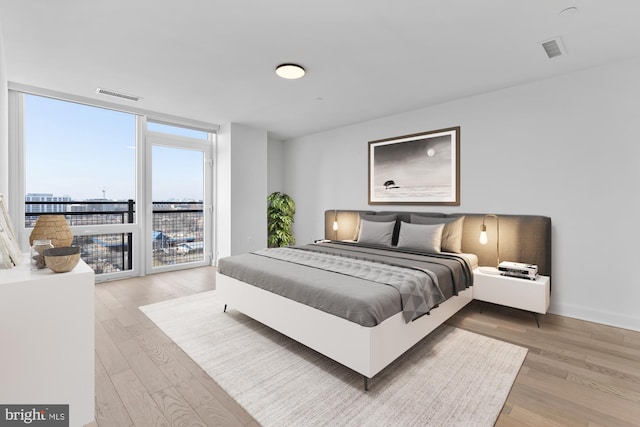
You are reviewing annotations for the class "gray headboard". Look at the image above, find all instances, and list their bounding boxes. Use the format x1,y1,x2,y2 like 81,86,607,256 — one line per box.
324,210,552,277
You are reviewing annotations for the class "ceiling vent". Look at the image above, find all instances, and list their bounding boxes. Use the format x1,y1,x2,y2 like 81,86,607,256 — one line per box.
96,88,142,101
540,37,567,59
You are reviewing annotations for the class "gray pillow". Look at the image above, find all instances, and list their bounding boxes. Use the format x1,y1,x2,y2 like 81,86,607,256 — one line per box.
356,220,396,246
410,215,465,253
354,213,398,240
396,221,444,253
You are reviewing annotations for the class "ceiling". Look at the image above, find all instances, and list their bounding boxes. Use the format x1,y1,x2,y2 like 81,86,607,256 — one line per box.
1,0,640,140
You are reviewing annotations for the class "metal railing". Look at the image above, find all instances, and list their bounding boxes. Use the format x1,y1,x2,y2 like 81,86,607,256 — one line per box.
25,200,205,274
152,203,205,266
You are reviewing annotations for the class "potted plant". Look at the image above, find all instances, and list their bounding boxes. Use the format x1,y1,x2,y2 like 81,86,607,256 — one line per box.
267,192,296,247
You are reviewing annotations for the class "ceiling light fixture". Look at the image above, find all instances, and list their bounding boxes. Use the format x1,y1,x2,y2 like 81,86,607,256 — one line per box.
275,63,306,79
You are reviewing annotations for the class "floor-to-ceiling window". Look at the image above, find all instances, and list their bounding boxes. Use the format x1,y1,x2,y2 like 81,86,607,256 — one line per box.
9,91,215,281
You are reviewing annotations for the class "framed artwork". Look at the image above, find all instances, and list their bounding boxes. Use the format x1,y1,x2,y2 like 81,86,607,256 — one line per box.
368,126,460,205
0,194,23,268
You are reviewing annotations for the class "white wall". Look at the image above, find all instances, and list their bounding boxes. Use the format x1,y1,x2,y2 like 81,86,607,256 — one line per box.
216,123,268,259
0,21,9,198
283,57,640,332
267,136,284,194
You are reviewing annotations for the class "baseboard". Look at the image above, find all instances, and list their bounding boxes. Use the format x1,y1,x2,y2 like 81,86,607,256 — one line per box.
549,303,640,332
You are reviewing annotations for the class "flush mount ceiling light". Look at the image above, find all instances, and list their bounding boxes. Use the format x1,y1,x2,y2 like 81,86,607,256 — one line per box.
275,63,306,79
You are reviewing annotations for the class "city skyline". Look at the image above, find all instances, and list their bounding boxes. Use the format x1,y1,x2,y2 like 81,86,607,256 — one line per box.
25,192,204,203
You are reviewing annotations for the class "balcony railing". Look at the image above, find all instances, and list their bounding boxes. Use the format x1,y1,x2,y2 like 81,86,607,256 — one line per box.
152,203,205,267
25,200,204,274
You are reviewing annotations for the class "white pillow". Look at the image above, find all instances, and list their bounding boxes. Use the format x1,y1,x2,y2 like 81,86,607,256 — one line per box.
396,221,444,253
353,213,397,240
410,214,465,253
356,219,396,246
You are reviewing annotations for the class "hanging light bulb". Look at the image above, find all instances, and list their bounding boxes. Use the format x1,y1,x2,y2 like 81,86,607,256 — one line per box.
478,214,500,273
479,224,488,245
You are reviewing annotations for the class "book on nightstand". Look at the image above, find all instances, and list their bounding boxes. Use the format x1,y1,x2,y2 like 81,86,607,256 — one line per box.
498,261,538,280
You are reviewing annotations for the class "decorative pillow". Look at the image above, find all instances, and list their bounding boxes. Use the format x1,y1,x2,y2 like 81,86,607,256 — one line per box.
354,213,398,240
356,219,396,246
396,221,444,253
410,214,465,253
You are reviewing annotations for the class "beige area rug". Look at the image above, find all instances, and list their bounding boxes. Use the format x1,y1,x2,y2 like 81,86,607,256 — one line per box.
140,291,527,427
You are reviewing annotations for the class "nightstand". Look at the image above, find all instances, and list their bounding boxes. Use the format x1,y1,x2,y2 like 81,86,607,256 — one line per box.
473,269,550,327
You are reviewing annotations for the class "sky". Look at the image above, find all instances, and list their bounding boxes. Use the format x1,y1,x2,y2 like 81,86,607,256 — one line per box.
372,134,453,187
25,94,206,201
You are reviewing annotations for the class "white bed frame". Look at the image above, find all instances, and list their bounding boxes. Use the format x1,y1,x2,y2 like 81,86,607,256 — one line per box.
216,272,473,388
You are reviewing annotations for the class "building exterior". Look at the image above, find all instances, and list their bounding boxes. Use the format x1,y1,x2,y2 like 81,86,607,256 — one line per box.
25,193,71,213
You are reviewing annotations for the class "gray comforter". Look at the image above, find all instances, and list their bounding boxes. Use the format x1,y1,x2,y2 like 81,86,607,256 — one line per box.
217,242,473,327
254,247,444,323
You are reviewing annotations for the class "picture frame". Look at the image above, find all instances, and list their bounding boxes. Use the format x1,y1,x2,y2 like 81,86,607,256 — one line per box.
0,194,23,268
368,126,460,205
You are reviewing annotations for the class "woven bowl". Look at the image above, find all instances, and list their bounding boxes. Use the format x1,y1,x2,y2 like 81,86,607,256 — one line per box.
44,246,81,273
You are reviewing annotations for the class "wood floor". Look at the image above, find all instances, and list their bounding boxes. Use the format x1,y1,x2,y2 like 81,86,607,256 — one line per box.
95,267,640,427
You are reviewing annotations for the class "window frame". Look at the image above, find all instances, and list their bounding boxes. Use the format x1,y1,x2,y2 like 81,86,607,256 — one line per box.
7,85,217,280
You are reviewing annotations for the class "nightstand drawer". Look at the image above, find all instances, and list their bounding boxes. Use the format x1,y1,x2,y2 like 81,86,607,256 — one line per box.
473,270,550,314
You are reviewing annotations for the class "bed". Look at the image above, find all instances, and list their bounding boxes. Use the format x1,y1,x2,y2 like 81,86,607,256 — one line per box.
216,210,551,389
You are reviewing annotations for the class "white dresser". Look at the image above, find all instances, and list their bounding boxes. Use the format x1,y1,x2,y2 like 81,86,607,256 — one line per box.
0,256,95,426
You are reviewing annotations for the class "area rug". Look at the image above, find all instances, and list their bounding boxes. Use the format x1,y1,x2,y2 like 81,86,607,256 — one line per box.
140,291,527,426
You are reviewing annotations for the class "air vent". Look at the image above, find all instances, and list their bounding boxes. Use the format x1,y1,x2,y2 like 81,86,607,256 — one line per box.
541,37,567,59
96,88,142,101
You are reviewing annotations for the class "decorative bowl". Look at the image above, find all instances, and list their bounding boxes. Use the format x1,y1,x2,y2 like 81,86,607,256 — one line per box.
43,246,81,273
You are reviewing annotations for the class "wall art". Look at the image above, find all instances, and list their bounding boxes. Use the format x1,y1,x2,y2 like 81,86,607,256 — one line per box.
368,126,460,205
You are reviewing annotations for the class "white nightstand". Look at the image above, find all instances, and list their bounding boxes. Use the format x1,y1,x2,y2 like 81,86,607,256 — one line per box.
473,269,550,327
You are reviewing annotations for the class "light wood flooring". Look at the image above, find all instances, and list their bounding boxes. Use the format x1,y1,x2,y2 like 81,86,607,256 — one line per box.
95,267,640,426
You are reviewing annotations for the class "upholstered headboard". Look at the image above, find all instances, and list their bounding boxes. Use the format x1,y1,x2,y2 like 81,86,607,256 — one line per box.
324,210,552,277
